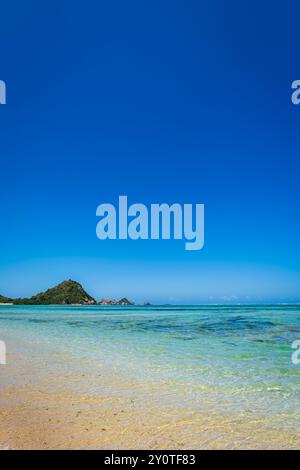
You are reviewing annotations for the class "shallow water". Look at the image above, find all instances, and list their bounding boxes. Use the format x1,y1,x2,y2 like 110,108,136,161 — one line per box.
1,304,300,444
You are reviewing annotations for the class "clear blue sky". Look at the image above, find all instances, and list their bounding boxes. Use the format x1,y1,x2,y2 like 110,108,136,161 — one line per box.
0,1,300,303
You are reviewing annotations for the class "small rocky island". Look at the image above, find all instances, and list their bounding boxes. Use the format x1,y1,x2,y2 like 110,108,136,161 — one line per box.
98,297,134,306
0,280,135,306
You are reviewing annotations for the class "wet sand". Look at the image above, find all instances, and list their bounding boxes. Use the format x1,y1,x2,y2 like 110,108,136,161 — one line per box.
2,380,300,450
1,337,300,450
1,306,300,450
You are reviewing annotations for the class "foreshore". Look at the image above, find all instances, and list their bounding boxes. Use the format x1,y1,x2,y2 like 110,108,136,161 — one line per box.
2,374,300,450
1,305,300,450
1,343,300,450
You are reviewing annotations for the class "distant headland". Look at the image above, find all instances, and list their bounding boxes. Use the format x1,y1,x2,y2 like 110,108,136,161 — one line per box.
0,280,136,306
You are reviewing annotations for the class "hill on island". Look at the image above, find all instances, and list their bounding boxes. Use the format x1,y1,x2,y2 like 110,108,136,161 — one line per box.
0,295,13,303
0,280,136,305
13,280,96,305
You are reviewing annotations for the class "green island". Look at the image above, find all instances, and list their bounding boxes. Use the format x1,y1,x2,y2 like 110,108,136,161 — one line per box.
0,280,134,306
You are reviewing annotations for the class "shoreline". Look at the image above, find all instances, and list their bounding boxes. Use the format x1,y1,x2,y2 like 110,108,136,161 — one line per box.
3,371,300,450
1,302,300,307
1,306,300,449
2,381,300,450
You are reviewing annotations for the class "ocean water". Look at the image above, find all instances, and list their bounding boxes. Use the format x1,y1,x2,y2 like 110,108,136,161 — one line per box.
1,304,300,438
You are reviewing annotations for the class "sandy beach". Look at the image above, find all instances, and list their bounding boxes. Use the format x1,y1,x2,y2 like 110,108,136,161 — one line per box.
1,305,300,450
2,361,300,450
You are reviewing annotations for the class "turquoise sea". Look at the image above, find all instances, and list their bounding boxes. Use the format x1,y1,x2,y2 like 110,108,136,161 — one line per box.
1,304,300,447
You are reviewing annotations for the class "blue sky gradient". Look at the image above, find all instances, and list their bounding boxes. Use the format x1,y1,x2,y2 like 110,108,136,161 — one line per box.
0,1,300,303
